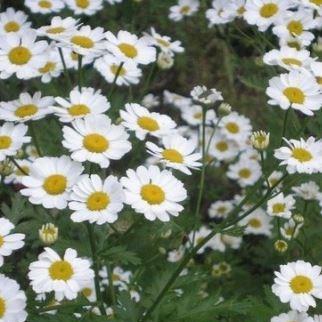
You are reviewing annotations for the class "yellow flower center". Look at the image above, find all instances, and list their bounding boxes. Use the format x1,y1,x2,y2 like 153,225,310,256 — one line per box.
237,6,246,15
140,184,165,205
310,0,322,5
292,147,312,163
0,236,4,247
282,58,302,67
0,297,6,318
162,149,183,163
110,64,126,76
239,168,251,179
83,134,109,153
217,206,227,214
285,227,294,236
71,36,94,49
46,26,65,34
49,260,74,281
283,87,305,104
157,38,170,47
290,275,313,294
76,0,89,8
8,46,31,65
287,20,303,35
68,104,90,116
86,191,110,211
42,226,56,236
193,112,202,119
287,41,301,51
259,3,278,18
180,5,191,14
14,104,38,118
118,43,138,58
43,175,67,195
248,218,261,228
272,203,286,213
137,116,159,131
39,61,56,74
112,273,120,281
4,21,20,32
225,122,239,134
82,287,92,297
316,77,322,85
0,136,12,150
38,0,52,8
216,141,228,152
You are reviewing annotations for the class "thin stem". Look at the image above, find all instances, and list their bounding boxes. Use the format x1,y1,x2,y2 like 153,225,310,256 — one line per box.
36,301,99,313
108,62,124,99
57,47,72,88
280,109,290,145
259,151,270,189
8,157,28,176
106,263,116,310
29,122,42,157
86,224,105,315
140,62,156,99
77,55,83,91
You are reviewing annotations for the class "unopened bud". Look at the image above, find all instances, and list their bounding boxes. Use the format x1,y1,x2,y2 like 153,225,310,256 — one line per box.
250,131,270,150
0,161,14,176
157,52,174,70
39,223,58,245
274,239,288,253
218,103,231,117
293,213,304,224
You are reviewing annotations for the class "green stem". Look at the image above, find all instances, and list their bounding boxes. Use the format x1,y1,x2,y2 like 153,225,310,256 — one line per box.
140,62,156,99
108,62,124,99
29,122,42,157
259,151,270,189
86,224,106,315
8,157,28,176
36,301,99,313
280,109,290,145
106,263,116,310
57,47,72,89
77,55,83,91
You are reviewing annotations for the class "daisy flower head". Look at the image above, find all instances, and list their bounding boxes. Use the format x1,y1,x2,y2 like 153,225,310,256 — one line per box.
239,208,273,236
206,0,236,26
62,115,131,168
65,0,103,15
281,219,302,240
208,200,233,219
62,25,105,57
24,0,65,14
227,159,261,187
0,31,48,79
271,311,314,322
244,0,294,32
61,47,95,70
121,165,187,222
105,30,157,65
21,155,84,209
267,170,284,189
0,274,27,322
310,61,322,87
52,86,110,123
37,16,79,41
146,135,201,175
0,123,30,161
187,226,220,254
292,181,321,201
263,47,313,71
0,92,54,122
169,0,200,22
274,137,322,174
28,247,94,301
208,132,239,162
99,266,131,289
69,174,125,224
141,93,160,109
94,54,142,86
272,260,322,312
301,0,322,12
267,193,295,219
266,69,322,116
219,112,252,142
0,7,31,36
80,278,96,303
181,104,217,126
120,103,177,140
190,85,223,105
0,218,25,267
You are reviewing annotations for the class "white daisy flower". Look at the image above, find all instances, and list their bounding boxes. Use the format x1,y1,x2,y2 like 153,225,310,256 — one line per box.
99,266,131,289
121,165,187,222
272,260,322,312
146,135,201,175
181,104,217,126
190,85,223,105
0,31,48,79
274,137,322,174
267,170,284,189
52,86,110,123
220,233,242,250
0,7,31,36
69,174,125,224
4,159,32,184
37,16,79,40
292,181,321,201
0,123,30,161
219,112,252,142
28,247,94,301
144,27,184,55
105,0,123,4
80,278,96,303
208,132,240,161
25,145,39,160
105,30,156,65
120,103,177,140
65,0,103,15
239,208,272,236
266,70,322,116
227,159,261,187
281,219,302,240
167,246,185,262
0,274,27,322
206,0,236,26
244,0,294,32
61,47,95,70
141,93,160,109
0,218,25,267
272,9,316,45
310,61,322,87
0,92,54,122
267,193,295,219
301,0,322,12
263,47,313,71
21,155,84,209
163,90,192,109
62,115,131,168
225,0,247,19
208,200,233,219
169,0,200,22
62,25,105,57
25,0,65,14
94,54,142,86
271,310,314,322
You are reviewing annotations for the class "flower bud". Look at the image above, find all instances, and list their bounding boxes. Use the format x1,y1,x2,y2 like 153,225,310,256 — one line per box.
218,103,231,117
293,213,304,224
274,239,288,253
39,223,58,245
157,51,174,69
250,131,270,150
0,161,14,176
